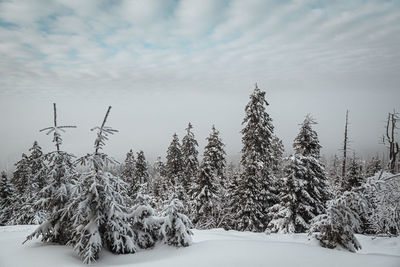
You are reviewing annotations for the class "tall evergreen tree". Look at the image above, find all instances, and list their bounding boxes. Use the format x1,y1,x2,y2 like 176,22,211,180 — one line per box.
267,115,330,233
230,84,276,232
166,133,184,187
181,123,199,192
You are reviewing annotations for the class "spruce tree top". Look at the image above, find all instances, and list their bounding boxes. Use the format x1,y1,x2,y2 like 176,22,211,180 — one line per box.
241,83,274,167
294,115,321,158
40,103,76,152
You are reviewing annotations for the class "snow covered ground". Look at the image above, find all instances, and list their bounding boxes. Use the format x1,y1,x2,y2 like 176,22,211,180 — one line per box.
0,225,399,267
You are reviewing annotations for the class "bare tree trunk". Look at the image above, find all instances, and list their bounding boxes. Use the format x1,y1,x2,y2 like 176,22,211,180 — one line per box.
342,110,349,179
385,111,399,173
53,103,60,152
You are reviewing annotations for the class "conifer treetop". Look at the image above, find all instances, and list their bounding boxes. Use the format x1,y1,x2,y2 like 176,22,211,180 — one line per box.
294,114,321,158
91,106,118,154
40,103,76,152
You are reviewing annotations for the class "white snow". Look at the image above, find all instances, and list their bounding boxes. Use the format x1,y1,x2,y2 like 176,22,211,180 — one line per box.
0,225,399,267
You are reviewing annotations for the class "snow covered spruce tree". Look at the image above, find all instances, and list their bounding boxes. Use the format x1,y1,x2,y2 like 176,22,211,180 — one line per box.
9,151,46,225
68,106,136,264
365,156,382,177
343,155,364,191
190,152,221,229
190,125,227,228
204,125,226,187
151,157,170,207
28,141,48,192
135,150,150,193
160,198,193,247
267,115,330,233
11,153,31,196
309,190,367,252
0,171,14,225
129,192,161,249
24,103,77,244
229,84,277,232
15,141,49,224
166,133,185,199
271,135,284,178
327,154,342,196
181,123,199,193
122,149,138,198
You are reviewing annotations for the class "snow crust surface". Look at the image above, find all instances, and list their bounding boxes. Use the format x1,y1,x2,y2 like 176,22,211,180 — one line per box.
0,225,399,267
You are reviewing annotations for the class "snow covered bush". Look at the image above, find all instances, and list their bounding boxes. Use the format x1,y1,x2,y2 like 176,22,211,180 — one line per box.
365,172,400,235
160,198,193,247
129,193,161,249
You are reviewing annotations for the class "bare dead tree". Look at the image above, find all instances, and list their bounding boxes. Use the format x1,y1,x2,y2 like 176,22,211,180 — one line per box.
40,103,76,152
383,110,399,173
341,110,349,179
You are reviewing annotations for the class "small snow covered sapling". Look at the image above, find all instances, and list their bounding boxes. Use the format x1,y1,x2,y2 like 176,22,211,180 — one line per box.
309,191,363,252
129,193,161,249
68,106,135,264
24,103,77,243
160,198,193,247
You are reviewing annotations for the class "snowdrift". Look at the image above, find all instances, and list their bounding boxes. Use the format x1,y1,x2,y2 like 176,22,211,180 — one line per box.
1,226,399,267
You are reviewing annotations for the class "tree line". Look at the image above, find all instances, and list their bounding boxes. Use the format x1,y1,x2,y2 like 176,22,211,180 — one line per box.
0,84,399,263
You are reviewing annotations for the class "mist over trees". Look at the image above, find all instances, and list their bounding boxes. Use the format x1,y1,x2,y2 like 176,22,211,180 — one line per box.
0,84,399,263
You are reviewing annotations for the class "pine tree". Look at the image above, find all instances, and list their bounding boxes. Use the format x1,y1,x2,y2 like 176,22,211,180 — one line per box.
122,149,137,198
151,156,169,202
0,171,14,225
343,155,364,191
12,153,31,195
160,198,193,247
327,154,342,196
135,150,149,187
190,156,220,229
204,125,226,187
267,115,330,233
230,84,276,232
166,133,184,189
365,156,382,177
271,135,284,178
66,107,136,263
24,103,77,244
181,123,199,192
28,141,47,192
9,151,46,225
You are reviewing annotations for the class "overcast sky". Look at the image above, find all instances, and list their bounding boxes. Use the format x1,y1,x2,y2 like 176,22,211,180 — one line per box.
0,0,399,170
